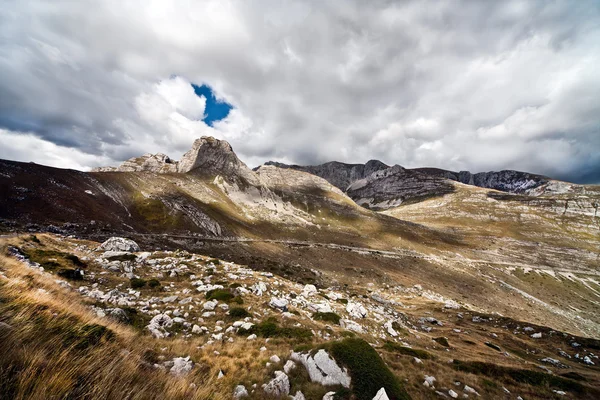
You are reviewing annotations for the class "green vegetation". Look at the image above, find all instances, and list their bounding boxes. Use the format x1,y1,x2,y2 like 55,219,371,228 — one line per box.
239,317,313,341
228,307,251,318
327,338,410,400
205,288,234,302
122,307,151,331
64,254,85,267
433,337,449,347
104,252,136,262
382,342,433,359
147,278,161,288
130,278,146,289
451,360,595,396
20,248,85,271
62,323,115,351
57,268,83,281
313,312,341,325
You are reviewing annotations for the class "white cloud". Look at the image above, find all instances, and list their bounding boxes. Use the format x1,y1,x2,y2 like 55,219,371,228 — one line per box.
0,0,599,182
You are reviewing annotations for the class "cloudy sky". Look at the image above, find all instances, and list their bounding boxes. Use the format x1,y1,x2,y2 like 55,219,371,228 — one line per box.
1,0,599,183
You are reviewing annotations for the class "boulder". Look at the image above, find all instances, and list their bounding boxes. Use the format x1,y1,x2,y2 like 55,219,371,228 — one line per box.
340,319,363,333
346,302,368,319
99,237,140,253
302,284,318,297
233,385,249,399
269,297,288,311
373,388,390,400
291,391,306,400
170,356,193,376
147,314,173,338
322,392,336,400
291,349,351,388
263,371,290,397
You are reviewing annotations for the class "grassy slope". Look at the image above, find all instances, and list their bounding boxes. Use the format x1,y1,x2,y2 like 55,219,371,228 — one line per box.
1,234,600,399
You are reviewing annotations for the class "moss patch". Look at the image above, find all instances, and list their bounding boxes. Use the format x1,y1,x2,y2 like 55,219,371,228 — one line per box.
328,338,411,400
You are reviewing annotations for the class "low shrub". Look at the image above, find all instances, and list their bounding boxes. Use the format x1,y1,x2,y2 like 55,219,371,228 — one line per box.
147,279,161,288
206,289,234,302
130,278,146,289
433,337,449,347
65,254,86,267
229,307,251,318
328,338,410,400
57,268,83,281
313,312,341,325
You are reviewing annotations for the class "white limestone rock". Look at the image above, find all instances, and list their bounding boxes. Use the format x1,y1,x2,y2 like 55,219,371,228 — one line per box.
233,385,248,399
147,314,173,338
263,371,290,397
373,387,390,400
291,349,351,388
99,237,140,253
170,356,193,376
346,302,368,319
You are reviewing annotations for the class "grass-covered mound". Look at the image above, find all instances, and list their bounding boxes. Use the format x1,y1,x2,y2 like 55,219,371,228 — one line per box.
328,338,411,400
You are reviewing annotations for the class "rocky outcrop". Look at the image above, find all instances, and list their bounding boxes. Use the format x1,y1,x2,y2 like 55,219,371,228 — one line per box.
262,160,389,191
414,168,548,193
291,349,351,388
99,237,140,253
346,165,455,210
93,136,258,184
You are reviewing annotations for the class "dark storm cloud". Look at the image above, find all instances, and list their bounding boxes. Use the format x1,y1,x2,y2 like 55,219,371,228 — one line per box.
0,0,599,182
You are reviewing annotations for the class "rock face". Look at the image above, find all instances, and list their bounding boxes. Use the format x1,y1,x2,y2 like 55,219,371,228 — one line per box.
262,160,389,191
93,136,258,184
291,349,351,388
99,237,140,253
346,165,455,210
177,137,253,180
102,153,178,173
415,168,549,193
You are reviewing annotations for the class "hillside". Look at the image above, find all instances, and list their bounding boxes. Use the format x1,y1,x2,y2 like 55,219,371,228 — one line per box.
0,136,599,399
1,233,599,399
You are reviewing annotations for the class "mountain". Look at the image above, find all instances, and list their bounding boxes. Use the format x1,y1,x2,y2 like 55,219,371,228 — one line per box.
261,159,389,191
261,160,551,209
1,136,600,399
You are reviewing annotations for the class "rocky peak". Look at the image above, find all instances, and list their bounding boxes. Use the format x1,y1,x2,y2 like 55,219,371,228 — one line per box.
92,136,257,183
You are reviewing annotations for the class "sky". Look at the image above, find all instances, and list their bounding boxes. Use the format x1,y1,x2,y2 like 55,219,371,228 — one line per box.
0,0,599,183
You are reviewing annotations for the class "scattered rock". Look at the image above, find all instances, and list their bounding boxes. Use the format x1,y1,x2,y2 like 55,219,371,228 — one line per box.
269,297,288,311
264,371,290,397
346,301,368,318
233,385,248,399
147,314,173,338
170,356,193,376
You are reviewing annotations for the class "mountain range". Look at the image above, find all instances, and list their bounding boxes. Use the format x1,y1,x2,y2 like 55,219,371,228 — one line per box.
1,136,599,399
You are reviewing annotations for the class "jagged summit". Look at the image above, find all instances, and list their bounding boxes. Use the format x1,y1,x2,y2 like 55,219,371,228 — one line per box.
92,136,256,182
